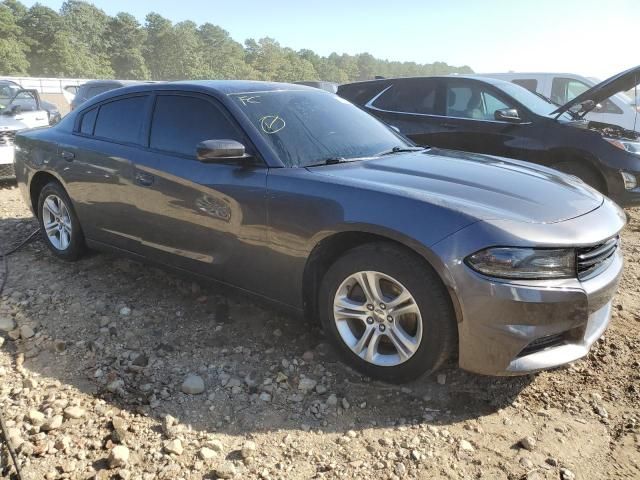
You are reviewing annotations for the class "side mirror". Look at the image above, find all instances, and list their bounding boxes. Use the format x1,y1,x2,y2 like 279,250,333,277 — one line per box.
196,139,251,162
494,108,521,123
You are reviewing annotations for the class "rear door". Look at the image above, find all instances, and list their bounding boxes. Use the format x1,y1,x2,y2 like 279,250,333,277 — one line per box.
362,78,446,146
63,94,152,251
130,92,269,289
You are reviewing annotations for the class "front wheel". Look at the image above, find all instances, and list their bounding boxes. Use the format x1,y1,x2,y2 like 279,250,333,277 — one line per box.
318,243,457,383
37,181,85,261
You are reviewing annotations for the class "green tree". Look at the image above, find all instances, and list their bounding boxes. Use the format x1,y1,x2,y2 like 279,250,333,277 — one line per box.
0,3,29,75
60,0,113,77
198,23,258,79
143,12,176,80
108,13,149,79
0,0,474,81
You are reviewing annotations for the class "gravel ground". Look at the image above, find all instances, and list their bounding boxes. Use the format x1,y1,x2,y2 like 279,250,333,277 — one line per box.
0,182,639,480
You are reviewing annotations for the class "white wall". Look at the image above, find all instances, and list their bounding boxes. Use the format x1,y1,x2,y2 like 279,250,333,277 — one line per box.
0,76,90,94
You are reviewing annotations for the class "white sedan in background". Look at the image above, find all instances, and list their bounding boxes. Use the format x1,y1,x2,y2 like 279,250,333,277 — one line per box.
0,88,50,180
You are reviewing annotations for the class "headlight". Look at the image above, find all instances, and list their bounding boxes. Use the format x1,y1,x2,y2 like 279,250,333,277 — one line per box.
621,171,638,190
604,137,640,155
465,247,575,279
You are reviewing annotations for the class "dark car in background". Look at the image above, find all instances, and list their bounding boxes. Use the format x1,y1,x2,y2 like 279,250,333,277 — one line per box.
13,81,624,382
338,66,640,207
294,81,338,93
0,79,61,125
70,80,152,111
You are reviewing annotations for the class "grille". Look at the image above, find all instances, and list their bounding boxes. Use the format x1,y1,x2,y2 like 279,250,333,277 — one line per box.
0,163,15,179
517,333,566,357
0,130,16,146
576,237,619,280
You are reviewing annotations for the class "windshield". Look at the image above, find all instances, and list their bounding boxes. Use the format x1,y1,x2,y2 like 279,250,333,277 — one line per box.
0,84,20,109
496,82,574,120
230,90,410,167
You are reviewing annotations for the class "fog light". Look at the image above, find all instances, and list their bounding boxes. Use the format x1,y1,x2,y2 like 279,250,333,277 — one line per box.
621,171,637,190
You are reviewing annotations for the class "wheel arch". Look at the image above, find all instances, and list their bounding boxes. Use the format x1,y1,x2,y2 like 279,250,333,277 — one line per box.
302,227,463,330
29,170,65,216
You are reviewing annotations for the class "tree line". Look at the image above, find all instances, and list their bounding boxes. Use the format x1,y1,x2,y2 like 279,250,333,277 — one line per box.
0,0,473,83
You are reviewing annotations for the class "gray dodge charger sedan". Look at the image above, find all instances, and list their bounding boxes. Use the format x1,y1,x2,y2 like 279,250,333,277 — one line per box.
14,81,625,382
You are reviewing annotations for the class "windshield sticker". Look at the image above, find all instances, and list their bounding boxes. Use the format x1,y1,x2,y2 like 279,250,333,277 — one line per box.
259,115,286,134
237,95,261,106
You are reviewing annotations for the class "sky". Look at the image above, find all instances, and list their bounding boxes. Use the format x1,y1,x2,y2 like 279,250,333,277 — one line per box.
19,0,638,80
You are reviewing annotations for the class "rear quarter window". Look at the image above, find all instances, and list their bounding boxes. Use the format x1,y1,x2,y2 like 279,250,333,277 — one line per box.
80,107,98,135
373,80,438,115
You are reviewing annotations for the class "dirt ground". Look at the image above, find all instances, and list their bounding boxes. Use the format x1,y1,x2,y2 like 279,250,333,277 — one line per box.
0,182,638,480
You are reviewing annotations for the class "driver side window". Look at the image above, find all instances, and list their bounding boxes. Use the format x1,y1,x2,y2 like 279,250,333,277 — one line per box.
149,94,243,158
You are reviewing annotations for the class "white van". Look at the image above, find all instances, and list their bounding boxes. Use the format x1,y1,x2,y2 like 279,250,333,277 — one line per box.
481,72,639,132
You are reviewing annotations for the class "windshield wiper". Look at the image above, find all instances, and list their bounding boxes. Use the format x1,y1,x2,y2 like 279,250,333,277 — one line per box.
306,157,349,167
377,146,426,156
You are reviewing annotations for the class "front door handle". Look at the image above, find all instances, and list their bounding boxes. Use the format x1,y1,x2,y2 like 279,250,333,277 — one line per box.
60,150,75,161
135,171,154,187
441,123,458,130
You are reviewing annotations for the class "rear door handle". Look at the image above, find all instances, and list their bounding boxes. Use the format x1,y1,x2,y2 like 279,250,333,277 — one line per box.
135,171,154,187
60,150,75,161
441,123,458,130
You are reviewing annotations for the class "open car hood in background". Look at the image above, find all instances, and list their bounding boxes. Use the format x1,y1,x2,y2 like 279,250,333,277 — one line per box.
552,64,640,117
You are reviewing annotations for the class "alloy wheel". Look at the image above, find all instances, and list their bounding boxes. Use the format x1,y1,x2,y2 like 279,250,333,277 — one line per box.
333,270,423,367
42,194,72,251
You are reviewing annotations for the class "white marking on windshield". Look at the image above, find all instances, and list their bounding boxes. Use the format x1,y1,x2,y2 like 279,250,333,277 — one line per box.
259,115,286,134
237,95,261,105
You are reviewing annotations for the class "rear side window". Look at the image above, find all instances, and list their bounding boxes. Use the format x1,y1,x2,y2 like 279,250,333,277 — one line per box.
94,96,148,144
512,79,538,93
372,80,438,115
80,107,98,135
149,95,241,157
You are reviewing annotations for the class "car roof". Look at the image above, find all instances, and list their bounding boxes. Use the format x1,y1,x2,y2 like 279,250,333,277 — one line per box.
90,80,319,97
0,79,21,87
81,79,152,87
340,75,514,88
168,80,317,94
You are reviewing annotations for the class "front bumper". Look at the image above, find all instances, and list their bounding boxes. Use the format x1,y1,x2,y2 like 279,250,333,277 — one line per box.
432,199,626,376
457,250,621,375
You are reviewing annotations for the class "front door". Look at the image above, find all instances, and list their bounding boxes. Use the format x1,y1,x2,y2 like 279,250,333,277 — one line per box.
131,92,269,291
432,78,538,161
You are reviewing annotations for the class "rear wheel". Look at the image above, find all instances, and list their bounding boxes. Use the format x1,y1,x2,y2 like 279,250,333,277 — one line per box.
552,160,606,194
318,243,457,383
37,181,85,261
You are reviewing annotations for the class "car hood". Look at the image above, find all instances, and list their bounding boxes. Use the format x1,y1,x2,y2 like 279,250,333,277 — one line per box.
308,149,603,224
552,65,640,117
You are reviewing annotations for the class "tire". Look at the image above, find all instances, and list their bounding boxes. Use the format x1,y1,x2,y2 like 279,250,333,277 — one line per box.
318,242,457,383
552,161,606,194
37,181,85,261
